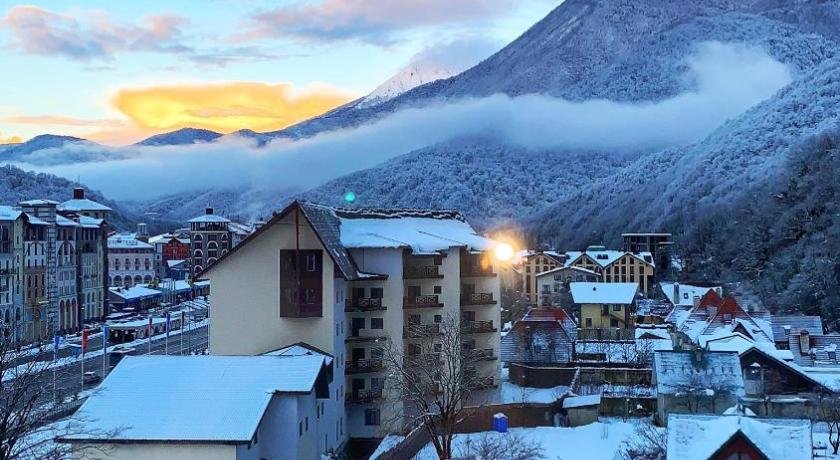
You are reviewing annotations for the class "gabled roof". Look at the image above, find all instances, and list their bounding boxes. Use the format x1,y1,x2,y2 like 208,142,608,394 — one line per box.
188,213,230,223
699,289,723,308
666,414,811,460
58,198,111,212
660,282,719,307
61,355,328,444
770,315,823,343
739,346,829,392
536,265,598,279
108,234,153,250
569,282,637,304
0,205,22,221
788,333,840,367
653,350,744,395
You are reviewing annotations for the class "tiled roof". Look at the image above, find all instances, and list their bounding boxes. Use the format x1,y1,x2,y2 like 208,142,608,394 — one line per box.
788,333,840,367
653,350,744,395
770,315,823,343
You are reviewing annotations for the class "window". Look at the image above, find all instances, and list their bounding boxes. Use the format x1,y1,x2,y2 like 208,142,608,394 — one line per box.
305,417,309,431
371,318,384,329
585,318,592,327
299,421,303,437
370,287,383,298
364,408,381,426
433,285,442,294
612,304,621,311
434,314,442,323
306,253,317,271
610,318,619,327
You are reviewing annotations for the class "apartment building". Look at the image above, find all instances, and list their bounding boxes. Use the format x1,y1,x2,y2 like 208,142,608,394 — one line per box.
149,232,190,279
519,250,565,304
565,245,655,294
6,192,110,342
108,233,155,288
621,232,673,270
0,206,24,341
189,207,231,276
201,201,501,450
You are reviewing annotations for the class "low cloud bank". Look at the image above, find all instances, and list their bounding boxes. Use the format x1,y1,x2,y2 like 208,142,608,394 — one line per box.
20,42,791,201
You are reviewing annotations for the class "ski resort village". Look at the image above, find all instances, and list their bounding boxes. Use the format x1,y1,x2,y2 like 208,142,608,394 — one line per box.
4,0,840,459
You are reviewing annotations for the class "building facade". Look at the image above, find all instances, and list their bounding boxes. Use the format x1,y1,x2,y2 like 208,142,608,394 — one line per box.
107,234,155,288
149,232,190,279
519,251,565,304
189,207,231,276
0,206,24,341
566,246,655,294
202,201,502,449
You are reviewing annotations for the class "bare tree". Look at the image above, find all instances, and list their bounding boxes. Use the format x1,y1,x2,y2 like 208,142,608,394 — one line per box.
818,394,840,455
458,432,545,460
669,373,738,414
0,334,117,460
381,313,493,459
620,419,666,460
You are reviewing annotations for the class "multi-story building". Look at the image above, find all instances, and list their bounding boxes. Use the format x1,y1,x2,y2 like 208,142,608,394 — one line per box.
201,201,502,450
188,207,230,276
621,232,673,271
0,189,108,342
0,206,24,341
565,246,655,294
107,233,155,288
519,250,565,304
149,233,190,279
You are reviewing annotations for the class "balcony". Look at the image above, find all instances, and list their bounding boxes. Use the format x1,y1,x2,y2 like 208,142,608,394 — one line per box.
346,387,384,404
403,323,441,339
404,353,441,367
460,292,496,306
460,266,496,278
345,297,386,312
461,320,497,334
403,295,443,309
464,348,497,361
346,358,385,374
345,330,388,343
403,265,443,279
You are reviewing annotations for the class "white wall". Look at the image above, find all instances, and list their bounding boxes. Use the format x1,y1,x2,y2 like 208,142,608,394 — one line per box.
73,443,235,460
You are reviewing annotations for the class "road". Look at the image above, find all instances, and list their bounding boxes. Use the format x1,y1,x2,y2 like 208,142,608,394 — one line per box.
37,323,209,403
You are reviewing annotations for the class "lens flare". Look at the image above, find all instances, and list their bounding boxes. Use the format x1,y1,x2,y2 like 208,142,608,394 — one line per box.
343,191,356,203
494,242,514,262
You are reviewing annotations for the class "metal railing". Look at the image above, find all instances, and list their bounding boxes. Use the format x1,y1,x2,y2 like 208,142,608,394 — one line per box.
461,292,495,305
403,295,441,308
346,358,385,374
403,323,441,338
461,320,496,334
403,265,441,278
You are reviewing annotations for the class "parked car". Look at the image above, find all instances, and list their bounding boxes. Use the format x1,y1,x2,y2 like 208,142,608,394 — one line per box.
83,371,101,385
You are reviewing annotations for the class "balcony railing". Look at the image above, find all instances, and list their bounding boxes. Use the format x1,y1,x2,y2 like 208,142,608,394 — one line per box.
464,348,496,361
460,292,496,306
460,265,496,278
403,295,442,308
403,323,441,338
461,320,497,334
345,330,388,343
403,265,443,279
345,297,386,312
346,387,384,404
346,358,384,374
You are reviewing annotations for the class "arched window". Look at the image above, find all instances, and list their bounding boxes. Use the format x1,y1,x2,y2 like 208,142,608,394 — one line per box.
134,275,142,285
113,275,122,286
194,265,203,274
194,249,203,258
193,234,203,241
207,241,218,250
143,275,152,284
124,277,132,288
114,259,120,270
207,257,217,265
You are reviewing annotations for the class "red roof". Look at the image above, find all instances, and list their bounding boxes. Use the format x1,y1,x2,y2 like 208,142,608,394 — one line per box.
718,296,741,316
699,289,723,308
525,307,570,322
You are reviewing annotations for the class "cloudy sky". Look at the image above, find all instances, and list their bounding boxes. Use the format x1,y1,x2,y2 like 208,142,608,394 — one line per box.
0,0,557,145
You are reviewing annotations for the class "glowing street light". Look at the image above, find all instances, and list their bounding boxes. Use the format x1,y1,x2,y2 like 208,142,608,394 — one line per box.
494,242,514,262
343,191,356,204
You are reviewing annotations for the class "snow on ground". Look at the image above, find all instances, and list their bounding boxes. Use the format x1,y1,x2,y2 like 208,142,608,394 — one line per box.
373,420,640,460
499,367,569,404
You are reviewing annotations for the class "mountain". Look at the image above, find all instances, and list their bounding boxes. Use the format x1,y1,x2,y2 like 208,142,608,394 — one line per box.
0,164,144,231
220,129,275,147
135,127,223,146
0,134,89,158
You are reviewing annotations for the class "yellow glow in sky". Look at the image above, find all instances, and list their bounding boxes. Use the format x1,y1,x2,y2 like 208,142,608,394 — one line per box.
112,82,355,134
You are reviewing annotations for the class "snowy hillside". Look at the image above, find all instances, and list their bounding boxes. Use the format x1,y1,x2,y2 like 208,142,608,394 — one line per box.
358,63,456,108
135,128,223,146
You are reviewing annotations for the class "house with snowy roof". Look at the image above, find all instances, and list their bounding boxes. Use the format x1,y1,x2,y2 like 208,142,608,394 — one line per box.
57,187,111,220
666,413,812,460
770,314,823,349
565,245,655,294
666,290,773,348
653,350,745,423
198,200,502,446
534,265,598,306
501,307,577,365
59,354,333,460
571,281,638,331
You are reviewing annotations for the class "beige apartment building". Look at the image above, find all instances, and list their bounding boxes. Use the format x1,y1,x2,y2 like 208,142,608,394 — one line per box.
565,246,655,294
519,250,565,304
201,201,502,446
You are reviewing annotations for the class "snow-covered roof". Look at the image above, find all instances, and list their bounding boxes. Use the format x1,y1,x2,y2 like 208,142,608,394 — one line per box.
770,315,823,343
58,198,111,212
108,285,161,301
570,282,637,304
0,205,22,221
62,355,328,443
653,350,744,396
660,282,719,306
264,342,334,366
188,213,230,223
23,213,49,226
19,199,58,206
536,265,598,279
565,249,654,269
666,414,811,460
562,394,601,408
337,209,492,252
108,234,153,250
55,214,78,227
166,259,186,268
77,215,103,228
148,233,188,244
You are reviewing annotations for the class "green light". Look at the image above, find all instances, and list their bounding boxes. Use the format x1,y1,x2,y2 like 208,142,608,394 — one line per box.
343,191,356,203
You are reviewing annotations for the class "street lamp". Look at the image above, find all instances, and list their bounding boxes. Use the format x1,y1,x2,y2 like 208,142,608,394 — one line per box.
493,242,515,263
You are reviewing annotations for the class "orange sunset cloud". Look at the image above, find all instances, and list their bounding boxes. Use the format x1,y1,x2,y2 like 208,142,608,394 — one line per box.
111,82,355,134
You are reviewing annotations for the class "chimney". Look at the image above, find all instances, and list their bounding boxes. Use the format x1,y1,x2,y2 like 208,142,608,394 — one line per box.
783,325,791,337
205,206,214,215
73,187,85,199
673,282,680,304
799,330,811,355
137,223,149,242
693,348,703,363
708,305,718,319
692,295,701,308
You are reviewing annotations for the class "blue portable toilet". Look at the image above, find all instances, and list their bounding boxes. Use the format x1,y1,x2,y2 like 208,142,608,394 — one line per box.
493,413,508,433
